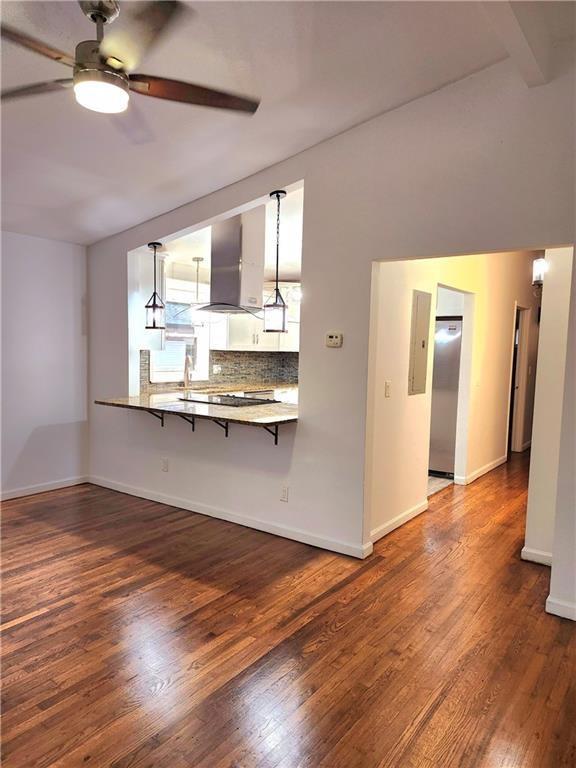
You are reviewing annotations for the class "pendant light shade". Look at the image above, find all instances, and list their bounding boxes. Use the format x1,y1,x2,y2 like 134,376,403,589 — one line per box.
264,287,287,332
264,190,288,333
145,241,165,330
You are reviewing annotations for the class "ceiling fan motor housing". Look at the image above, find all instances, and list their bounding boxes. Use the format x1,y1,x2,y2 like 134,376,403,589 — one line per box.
73,39,129,96
78,1,120,24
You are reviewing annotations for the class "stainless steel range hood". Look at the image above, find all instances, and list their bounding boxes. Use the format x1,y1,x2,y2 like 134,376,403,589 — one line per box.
201,208,265,314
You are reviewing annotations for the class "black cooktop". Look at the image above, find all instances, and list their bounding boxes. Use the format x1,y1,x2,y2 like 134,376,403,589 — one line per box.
178,393,278,407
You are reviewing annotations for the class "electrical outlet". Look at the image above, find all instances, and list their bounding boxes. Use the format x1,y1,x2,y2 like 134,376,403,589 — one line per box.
161,457,169,473
385,380,391,398
326,332,343,348
213,364,222,374
280,485,289,503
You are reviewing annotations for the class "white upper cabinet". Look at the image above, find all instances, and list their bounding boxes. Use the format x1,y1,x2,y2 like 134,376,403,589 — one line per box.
209,312,259,351
279,320,300,352
229,313,262,351
279,283,301,352
209,282,300,352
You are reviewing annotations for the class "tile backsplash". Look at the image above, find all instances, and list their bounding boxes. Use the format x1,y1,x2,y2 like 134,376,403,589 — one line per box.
140,349,298,393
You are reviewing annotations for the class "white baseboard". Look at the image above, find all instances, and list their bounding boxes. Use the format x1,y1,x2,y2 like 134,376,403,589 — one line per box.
546,596,576,621
511,440,531,454
521,546,552,566
370,499,428,543
454,455,508,486
1,476,89,501
88,475,371,559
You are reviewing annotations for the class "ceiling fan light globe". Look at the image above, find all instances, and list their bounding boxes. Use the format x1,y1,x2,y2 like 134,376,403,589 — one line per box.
73,69,129,113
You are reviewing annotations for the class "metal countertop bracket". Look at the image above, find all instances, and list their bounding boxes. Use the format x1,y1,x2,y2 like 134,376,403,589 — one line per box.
147,410,164,427
213,419,229,438
263,424,279,446
140,411,287,443
176,414,196,431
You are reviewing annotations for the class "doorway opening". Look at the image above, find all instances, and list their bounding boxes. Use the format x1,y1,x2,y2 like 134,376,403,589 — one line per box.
427,285,470,497
365,249,544,546
507,306,534,456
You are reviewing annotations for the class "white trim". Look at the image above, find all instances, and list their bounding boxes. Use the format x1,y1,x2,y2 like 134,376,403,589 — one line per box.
511,439,532,454
453,455,508,486
1,476,89,501
521,546,552,566
370,499,428,543
88,475,371,559
546,596,576,621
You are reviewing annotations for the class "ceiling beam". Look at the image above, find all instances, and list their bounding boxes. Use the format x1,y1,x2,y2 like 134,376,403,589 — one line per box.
480,1,551,86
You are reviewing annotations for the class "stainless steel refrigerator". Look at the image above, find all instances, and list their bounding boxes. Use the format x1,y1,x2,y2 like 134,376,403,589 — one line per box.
429,317,463,477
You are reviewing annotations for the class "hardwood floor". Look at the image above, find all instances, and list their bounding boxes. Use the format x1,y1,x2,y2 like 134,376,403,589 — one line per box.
2,453,575,767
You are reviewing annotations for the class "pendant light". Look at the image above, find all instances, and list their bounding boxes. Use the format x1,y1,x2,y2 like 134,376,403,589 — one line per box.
145,241,165,329
192,256,204,303
264,190,288,333
190,256,206,327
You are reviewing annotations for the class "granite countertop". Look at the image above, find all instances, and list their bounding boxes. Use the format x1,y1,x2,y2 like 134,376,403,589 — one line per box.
95,391,298,427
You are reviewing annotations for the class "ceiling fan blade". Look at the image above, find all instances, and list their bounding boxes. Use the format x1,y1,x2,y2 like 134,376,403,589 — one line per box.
129,75,259,114
99,0,185,72
0,25,74,68
110,100,156,145
1,79,74,102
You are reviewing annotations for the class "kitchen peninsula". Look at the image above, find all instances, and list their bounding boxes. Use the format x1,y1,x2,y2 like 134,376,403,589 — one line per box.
115,188,303,445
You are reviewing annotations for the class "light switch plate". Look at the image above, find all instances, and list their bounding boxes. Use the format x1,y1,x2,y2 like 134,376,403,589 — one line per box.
326,332,343,348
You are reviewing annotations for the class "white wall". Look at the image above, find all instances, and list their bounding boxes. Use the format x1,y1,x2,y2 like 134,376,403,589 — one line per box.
436,286,465,315
523,247,575,565
547,248,576,620
88,52,574,557
1,232,87,498
365,251,540,541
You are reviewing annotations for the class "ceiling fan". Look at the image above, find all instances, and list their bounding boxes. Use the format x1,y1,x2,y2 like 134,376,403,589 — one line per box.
1,0,259,116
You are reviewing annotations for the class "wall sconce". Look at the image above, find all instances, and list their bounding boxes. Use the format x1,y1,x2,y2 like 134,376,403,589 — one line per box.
532,256,548,288
532,255,547,324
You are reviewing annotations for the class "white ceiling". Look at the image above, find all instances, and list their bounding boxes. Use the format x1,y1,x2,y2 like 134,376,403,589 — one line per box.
1,1,573,245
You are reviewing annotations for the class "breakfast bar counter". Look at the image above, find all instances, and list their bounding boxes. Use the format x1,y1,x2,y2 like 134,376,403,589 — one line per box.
95,391,298,444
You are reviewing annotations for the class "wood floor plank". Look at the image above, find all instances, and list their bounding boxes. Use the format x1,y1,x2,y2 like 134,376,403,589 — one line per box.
1,454,574,767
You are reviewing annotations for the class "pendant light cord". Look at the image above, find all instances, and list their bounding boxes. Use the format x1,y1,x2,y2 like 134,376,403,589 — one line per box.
153,244,157,297
275,192,281,295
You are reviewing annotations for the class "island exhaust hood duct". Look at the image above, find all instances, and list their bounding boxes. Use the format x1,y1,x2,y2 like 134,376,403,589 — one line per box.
198,211,265,314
